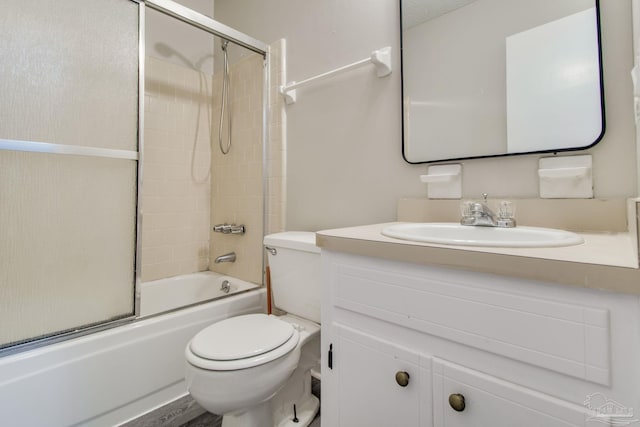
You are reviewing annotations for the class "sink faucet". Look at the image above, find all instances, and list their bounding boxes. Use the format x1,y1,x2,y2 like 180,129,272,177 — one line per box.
214,252,236,263
460,194,516,228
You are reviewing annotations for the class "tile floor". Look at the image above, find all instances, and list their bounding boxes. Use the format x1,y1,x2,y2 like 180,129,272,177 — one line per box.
178,412,222,427
122,378,320,427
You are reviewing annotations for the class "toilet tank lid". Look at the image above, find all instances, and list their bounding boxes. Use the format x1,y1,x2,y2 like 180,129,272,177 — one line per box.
264,231,320,253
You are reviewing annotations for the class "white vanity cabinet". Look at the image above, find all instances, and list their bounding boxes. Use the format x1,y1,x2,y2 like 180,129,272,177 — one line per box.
320,250,640,427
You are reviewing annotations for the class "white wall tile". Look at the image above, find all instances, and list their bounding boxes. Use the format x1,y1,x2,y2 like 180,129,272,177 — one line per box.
141,57,213,282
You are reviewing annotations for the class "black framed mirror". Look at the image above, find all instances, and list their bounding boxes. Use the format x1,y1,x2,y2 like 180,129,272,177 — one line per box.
400,0,605,163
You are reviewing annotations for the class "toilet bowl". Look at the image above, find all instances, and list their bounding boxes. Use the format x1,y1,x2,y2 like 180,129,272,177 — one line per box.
185,232,321,427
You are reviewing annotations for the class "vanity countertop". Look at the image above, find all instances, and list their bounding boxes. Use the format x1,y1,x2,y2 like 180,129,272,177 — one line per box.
316,223,640,294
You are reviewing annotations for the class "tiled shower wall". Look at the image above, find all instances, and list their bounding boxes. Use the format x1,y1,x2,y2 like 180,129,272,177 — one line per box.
141,57,213,282
141,40,285,285
209,40,287,285
267,40,287,237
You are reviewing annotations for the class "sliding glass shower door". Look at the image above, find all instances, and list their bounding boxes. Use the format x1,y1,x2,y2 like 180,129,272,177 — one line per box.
0,0,140,351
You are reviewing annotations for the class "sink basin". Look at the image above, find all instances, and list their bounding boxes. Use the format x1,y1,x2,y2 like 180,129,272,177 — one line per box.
381,223,584,248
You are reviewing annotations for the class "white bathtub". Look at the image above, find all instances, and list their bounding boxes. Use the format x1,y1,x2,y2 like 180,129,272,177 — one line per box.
0,273,266,427
140,271,259,317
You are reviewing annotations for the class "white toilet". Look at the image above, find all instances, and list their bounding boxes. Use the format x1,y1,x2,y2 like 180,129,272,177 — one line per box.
184,232,321,427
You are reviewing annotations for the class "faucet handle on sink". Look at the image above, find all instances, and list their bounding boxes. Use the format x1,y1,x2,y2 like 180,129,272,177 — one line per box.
497,201,517,228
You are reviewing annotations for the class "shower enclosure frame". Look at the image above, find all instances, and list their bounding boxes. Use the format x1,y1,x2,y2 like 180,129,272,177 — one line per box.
140,0,271,314
0,0,271,356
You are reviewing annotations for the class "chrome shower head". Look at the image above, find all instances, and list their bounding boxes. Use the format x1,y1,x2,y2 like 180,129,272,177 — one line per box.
155,42,175,58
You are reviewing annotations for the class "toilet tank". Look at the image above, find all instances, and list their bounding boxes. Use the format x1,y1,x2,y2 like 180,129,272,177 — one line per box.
264,232,321,323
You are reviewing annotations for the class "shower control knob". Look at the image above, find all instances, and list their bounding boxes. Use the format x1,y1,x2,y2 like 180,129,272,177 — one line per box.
395,371,410,387
229,224,246,234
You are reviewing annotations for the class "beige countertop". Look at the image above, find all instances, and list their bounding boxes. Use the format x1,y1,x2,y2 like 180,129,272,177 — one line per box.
316,222,640,295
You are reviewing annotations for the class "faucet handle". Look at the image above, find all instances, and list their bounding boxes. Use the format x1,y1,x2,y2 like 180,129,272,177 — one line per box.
460,201,473,218
496,201,517,227
213,223,246,235
498,201,515,219
213,223,228,233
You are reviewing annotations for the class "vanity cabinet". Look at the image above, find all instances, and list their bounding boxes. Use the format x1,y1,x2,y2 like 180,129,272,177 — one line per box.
320,250,640,427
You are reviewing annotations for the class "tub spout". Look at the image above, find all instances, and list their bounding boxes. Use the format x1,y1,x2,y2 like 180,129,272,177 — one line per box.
214,252,236,263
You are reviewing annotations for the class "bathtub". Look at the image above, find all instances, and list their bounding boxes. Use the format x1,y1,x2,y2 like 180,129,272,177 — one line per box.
140,271,260,317
0,272,265,427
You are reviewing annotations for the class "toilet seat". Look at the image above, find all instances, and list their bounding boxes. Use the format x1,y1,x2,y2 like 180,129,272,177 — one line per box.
186,314,300,371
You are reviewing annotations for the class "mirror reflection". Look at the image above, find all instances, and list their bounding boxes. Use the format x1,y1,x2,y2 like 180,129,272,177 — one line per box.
401,0,604,163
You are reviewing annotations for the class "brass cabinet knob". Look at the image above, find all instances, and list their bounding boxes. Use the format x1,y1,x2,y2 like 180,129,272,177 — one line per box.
449,393,466,412
395,371,410,387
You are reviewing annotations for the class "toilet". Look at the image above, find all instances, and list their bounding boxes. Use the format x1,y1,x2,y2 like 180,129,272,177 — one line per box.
184,232,321,427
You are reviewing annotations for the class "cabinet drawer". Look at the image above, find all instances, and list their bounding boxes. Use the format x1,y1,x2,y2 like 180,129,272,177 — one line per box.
333,261,610,385
432,359,591,427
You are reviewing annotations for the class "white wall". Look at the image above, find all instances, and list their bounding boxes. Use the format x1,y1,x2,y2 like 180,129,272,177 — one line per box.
633,0,640,193
214,0,637,231
214,0,423,231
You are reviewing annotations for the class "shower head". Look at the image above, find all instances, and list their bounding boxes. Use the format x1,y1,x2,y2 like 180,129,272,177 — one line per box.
155,42,175,58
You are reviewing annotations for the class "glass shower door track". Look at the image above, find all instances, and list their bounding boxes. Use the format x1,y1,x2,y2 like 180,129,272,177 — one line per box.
144,0,268,56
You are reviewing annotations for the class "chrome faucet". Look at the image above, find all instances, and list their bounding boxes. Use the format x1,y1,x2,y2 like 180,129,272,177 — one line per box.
214,252,236,263
460,194,516,228
213,223,246,235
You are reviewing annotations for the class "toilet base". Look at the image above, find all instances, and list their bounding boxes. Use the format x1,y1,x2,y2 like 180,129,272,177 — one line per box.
272,333,320,427
219,394,318,427
222,402,271,427
275,394,319,427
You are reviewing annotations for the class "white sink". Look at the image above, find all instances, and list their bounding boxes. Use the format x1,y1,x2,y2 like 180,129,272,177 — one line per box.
381,223,584,248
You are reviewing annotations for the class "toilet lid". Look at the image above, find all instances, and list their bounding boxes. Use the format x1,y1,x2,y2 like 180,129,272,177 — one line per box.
190,313,295,361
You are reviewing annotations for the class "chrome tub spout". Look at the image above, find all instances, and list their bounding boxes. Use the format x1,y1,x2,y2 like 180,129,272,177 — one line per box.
214,252,236,263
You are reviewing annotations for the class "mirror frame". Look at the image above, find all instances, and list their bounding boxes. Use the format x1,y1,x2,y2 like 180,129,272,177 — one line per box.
399,0,606,164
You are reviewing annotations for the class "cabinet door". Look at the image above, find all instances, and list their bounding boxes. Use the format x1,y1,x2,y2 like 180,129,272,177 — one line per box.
328,323,432,427
433,359,590,427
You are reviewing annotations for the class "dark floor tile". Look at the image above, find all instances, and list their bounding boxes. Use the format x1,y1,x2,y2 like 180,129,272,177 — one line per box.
178,411,222,427
121,395,208,427
125,378,321,427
